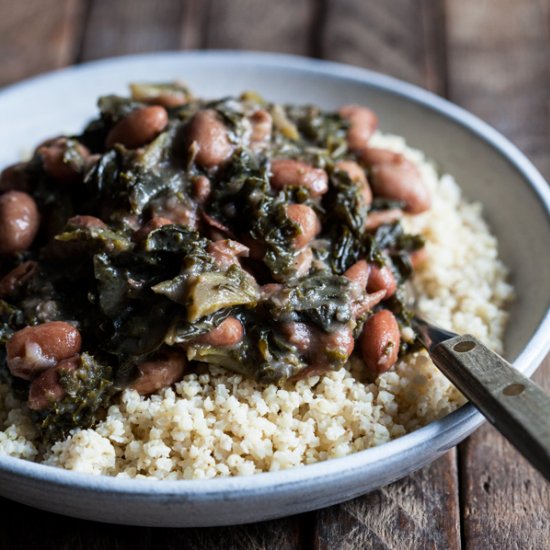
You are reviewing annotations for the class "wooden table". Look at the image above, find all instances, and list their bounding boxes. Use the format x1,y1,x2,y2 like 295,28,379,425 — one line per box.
0,1,548,547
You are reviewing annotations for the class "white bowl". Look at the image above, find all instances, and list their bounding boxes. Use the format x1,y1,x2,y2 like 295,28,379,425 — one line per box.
0,51,549,527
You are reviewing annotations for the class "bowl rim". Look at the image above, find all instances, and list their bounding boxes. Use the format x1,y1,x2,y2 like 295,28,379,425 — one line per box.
0,50,549,497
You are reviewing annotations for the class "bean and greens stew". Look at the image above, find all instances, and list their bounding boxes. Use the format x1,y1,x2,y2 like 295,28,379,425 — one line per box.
0,82,430,442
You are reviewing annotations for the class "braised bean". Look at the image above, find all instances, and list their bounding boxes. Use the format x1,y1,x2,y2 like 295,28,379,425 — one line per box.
286,204,321,249
66,215,106,229
352,289,388,318
358,147,402,167
197,317,244,347
27,356,79,411
280,322,312,353
338,105,378,151
320,325,355,360
186,109,234,169
370,158,431,214
7,321,82,380
335,160,372,206
192,175,212,203
270,159,328,197
293,246,313,277
364,208,403,231
0,191,40,255
343,260,370,290
207,239,249,269
130,350,186,395
134,216,173,242
38,138,89,183
106,106,168,149
367,263,397,298
0,261,38,298
360,310,400,374
0,163,31,193
250,110,273,145
410,247,428,269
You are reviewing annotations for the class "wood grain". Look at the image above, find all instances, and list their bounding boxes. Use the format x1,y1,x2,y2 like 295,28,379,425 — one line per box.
78,0,187,61
321,0,448,93
445,0,550,178
203,0,313,54
0,0,84,86
314,451,461,550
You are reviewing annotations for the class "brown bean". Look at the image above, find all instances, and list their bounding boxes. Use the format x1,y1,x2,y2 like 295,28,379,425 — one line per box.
66,215,106,229
250,110,272,144
339,105,378,151
293,246,313,277
196,317,244,347
270,159,328,197
186,109,234,169
134,216,173,242
335,160,372,206
360,310,400,374
106,106,168,149
320,326,355,360
207,239,249,269
364,208,403,231
0,163,31,193
286,204,321,249
280,322,313,353
0,191,40,255
352,289,388,318
0,261,38,298
343,260,370,290
370,159,431,214
130,350,186,395
27,356,79,411
38,138,89,183
192,175,212,203
7,322,82,380
367,263,397,298
358,147,402,167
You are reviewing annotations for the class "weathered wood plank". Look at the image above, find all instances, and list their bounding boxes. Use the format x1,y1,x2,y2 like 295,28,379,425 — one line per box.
459,359,550,550
446,3,550,547
321,0,448,94
0,0,84,86
0,500,151,550
153,516,304,550
78,0,187,61
203,0,312,55
314,451,461,550
445,0,550,179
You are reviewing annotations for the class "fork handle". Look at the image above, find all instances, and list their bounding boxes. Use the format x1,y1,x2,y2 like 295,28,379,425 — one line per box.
429,334,550,481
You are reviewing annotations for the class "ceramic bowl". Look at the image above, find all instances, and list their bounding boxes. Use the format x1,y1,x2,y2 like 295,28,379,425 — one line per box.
0,51,549,527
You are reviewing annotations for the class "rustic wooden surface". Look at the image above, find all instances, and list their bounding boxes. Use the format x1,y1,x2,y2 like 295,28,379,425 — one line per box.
0,0,548,547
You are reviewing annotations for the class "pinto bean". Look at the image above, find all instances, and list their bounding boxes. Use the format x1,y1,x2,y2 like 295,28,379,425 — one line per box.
339,105,378,151
358,147,402,167
270,159,328,197
130,350,187,395
207,239,249,269
293,246,313,277
66,215,106,229
0,261,38,298
106,106,168,149
0,163,31,193
250,110,272,145
0,191,40,255
27,355,79,411
196,317,244,347
364,208,403,231
7,322,82,380
186,109,234,169
370,158,431,214
343,260,370,290
134,216,173,242
360,310,400,374
335,160,372,206
38,138,90,183
286,204,321,249
192,175,212,203
367,263,397,298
